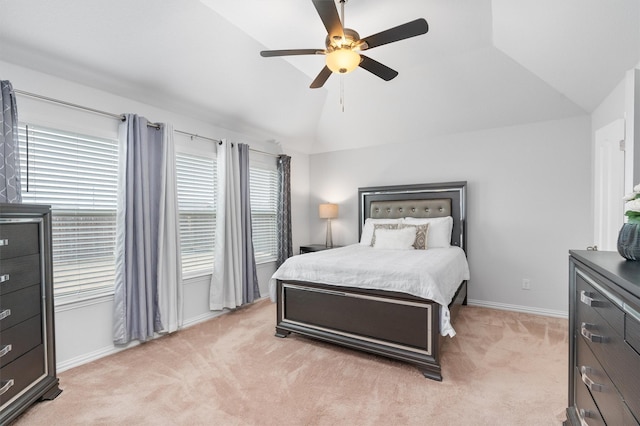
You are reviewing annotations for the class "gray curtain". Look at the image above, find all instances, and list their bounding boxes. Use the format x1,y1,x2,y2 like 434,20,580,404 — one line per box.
238,143,260,304
113,114,163,344
211,140,243,310
211,141,260,310
0,80,22,203
276,155,292,267
156,123,183,334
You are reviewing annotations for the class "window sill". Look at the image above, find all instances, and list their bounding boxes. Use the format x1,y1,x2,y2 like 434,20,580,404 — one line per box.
55,292,115,312
182,270,213,281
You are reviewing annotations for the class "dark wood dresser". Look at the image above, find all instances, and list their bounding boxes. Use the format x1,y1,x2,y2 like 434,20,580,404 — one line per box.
0,203,61,425
566,250,640,425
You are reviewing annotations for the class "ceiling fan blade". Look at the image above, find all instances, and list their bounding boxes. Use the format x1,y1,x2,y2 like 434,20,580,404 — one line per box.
260,49,323,57
312,0,344,41
360,18,428,50
310,66,332,89
358,55,398,81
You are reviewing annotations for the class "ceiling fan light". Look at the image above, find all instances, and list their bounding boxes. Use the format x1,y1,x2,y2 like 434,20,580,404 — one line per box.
326,49,361,74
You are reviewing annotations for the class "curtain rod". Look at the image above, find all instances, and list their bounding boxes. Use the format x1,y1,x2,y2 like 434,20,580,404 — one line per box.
13,89,281,158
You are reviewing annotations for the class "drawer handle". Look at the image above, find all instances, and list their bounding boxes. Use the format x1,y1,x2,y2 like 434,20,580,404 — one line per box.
0,239,7,246
0,344,11,358
0,274,9,283
580,366,604,392
578,408,592,426
580,290,602,307
0,309,11,321
581,323,605,343
0,379,14,396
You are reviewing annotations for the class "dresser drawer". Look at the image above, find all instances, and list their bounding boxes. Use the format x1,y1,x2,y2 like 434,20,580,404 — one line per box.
576,335,636,425
577,297,640,419
0,254,41,296
0,223,39,260
0,344,45,407
0,284,41,331
574,366,605,426
0,315,42,368
576,271,625,334
612,341,640,421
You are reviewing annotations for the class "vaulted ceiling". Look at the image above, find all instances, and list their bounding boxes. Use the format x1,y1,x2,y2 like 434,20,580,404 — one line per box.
0,0,638,153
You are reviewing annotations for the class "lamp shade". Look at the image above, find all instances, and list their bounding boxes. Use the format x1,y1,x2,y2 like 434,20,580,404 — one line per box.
319,203,339,219
325,49,361,74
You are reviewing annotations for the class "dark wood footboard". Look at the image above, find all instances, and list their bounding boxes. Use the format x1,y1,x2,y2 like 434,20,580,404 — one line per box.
275,279,467,381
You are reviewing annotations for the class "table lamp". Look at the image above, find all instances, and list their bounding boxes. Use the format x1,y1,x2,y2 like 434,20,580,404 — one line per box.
319,203,339,248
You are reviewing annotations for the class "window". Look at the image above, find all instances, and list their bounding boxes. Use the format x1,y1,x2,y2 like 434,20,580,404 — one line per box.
176,152,216,277
18,124,119,301
250,166,278,263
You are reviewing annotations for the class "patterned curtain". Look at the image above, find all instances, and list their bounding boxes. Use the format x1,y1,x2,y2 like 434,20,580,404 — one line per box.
0,80,22,203
276,155,292,267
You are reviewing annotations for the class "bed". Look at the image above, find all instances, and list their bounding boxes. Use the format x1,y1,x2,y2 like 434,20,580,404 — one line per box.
269,182,468,381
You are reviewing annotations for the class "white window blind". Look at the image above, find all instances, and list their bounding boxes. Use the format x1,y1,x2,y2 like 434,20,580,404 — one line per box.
18,124,119,301
250,167,278,264
176,152,216,277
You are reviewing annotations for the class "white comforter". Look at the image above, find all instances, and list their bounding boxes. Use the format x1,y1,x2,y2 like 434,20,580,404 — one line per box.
268,244,470,337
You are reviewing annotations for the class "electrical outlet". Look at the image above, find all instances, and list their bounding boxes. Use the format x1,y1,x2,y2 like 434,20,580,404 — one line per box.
522,279,531,290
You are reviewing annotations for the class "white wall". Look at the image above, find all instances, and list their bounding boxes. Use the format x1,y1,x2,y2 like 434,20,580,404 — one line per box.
308,116,592,316
1,60,311,370
591,78,626,133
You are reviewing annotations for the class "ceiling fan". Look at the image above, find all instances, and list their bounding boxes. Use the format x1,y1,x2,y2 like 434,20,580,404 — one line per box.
260,0,429,89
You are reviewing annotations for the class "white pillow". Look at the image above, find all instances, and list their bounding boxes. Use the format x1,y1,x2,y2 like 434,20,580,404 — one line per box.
372,227,417,250
399,223,429,250
403,216,453,248
360,218,403,246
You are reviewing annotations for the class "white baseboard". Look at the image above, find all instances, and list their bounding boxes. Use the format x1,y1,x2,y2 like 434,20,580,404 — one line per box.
181,310,226,328
57,342,138,373
57,310,229,372
467,299,568,319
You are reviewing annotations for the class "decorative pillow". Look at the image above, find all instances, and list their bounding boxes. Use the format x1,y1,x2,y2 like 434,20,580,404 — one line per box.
403,216,453,248
370,223,400,247
400,223,429,249
372,227,417,250
360,218,403,246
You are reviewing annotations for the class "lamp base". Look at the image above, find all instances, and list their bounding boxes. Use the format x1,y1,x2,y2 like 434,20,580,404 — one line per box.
325,219,333,248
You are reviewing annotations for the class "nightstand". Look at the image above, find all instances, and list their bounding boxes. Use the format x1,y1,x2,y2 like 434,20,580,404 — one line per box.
299,244,342,254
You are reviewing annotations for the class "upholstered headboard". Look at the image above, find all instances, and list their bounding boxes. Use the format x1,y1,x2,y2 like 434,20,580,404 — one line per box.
358,182,467,250
369,199,452,220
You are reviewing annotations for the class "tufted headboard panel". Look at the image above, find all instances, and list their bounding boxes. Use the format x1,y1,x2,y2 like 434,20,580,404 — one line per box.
369,199,452,220
358,182,467,251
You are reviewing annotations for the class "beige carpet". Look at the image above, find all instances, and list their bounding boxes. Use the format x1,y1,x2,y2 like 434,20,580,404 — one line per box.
13,299,568,425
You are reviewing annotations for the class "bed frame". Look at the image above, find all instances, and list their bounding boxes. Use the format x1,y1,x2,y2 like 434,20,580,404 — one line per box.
275,182,467,381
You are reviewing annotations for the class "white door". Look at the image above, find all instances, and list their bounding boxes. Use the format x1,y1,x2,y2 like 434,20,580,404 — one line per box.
594,119,625,250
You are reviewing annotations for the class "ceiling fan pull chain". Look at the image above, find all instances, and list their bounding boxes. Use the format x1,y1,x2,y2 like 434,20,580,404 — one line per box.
340,76,345,112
